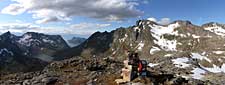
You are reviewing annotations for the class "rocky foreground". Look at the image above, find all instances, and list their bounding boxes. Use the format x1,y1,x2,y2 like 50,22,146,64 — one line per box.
0,57,214,85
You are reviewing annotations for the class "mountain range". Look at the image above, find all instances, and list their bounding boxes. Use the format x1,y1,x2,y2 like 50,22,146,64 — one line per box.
1,19,225,84
52,20,225,84
0,32,69,74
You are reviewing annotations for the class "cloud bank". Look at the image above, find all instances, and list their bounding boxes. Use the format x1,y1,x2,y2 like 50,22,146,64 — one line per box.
0,22,111,36
2,0,143,23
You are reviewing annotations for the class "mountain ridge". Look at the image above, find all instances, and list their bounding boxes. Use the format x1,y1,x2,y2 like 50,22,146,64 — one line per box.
54,19,225,59
51,19,225,84
0,31,70,74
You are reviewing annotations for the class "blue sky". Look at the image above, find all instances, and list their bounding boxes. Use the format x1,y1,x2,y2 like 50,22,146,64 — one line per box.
0,0,224,39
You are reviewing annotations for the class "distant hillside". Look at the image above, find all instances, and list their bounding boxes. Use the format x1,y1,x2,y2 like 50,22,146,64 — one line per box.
67,37,86,47
0,31,69,74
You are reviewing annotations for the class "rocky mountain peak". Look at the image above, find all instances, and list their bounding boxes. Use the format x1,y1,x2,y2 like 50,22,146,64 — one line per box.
172,20,192,26
136,19,157,26
0,31,70,74
18,32,69,49
202,22,225,28
2,31,12,35
0,31,16,40
67,37,86,47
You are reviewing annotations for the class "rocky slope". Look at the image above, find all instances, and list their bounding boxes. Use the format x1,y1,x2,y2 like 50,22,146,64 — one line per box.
53,20,225,84
0,56,213,85
0,32,69,74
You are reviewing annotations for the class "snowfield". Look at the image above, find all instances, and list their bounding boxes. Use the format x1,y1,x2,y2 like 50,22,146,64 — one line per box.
191,68,206,80
192,53,212,63
172,57,191,68
204,24,225,37
149,22,180,51
171,52,225,80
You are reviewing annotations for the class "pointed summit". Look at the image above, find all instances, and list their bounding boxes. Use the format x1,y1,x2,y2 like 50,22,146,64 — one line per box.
1,31,16,39
2,31,12,36
136,19,157,26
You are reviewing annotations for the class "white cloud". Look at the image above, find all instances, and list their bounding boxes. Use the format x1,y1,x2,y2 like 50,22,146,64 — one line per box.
0,23,39,33
142,0,150,4
1,4,26,15
70,23,111,29
2,0,143,23
158,18,171,25
68,23,111,35
0,22,111,36
147,17,171,25
147,17,157,22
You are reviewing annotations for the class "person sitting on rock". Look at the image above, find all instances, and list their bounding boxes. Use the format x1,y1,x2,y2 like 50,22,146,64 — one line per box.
128,52,140,80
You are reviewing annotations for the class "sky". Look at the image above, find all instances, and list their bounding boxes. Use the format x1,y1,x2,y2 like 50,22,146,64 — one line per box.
0,0,225,39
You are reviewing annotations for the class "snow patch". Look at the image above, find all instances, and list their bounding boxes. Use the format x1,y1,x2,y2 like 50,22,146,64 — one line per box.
191,68,206,80
149,22,180,36
18,34,42,46
137,41,144,51
18,34,32,43
192,53,212,63
172,57,191,68
179,34,187,38
150,23,180,51
154,38,177,51
218,58,223,62
177,42,182,45
187,33,191,36
0,48,14,56
204,24,225,37
150,46,161,54
192,34,201,38
119,34,128,42
201,52,206,55
203,64,225,73
43,39,54,43
213,51,225,54
164,54,173,57
148,63,159,67
133,26,139,31
190,63,225,80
